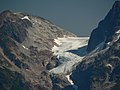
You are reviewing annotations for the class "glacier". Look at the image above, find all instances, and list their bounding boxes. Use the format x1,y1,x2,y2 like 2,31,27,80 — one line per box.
50,36,89,74
50,36,89,85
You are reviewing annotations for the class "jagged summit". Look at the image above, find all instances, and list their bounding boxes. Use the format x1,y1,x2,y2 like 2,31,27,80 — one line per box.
113,1,120,12
108,0,120,19
87,1,120,52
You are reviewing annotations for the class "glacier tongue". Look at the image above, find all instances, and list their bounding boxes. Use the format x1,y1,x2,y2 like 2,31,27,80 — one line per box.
50,36,89,74
50,36,89,87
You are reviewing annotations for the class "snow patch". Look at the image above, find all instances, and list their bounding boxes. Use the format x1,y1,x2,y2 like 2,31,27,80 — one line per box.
14,13,17,14
66,74,74,85
114,29,120,42
116,29,120,34
22,45,28,50
105,64,113,73
21,16,30,21
106,64,113,68
115,34,120,42
107,42,110,45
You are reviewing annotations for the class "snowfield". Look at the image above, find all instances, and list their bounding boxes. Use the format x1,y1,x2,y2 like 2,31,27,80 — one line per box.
50,36,89,74
52,36,89,53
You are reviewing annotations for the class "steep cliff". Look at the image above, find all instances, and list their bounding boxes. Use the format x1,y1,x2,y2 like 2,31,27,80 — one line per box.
87,1,120,53
71,1,120,90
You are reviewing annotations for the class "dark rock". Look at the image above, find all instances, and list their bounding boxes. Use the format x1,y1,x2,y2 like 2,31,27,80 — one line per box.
72,37,120,90
51,74,71,90
0,67,31,90
87,1,120,52
71,1,120,90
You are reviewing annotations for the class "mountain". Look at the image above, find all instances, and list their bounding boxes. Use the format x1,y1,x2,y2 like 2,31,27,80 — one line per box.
71,1,120,90
87,1,120,53
1,1,120,90
0,10,76,90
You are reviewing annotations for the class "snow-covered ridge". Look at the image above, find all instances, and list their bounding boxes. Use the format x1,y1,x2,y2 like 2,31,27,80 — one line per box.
22,45,28,50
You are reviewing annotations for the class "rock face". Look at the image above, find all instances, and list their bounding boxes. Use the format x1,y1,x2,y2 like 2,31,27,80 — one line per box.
0,10,75,90
87,1,120,53
71,33,120,90
71,1,120,90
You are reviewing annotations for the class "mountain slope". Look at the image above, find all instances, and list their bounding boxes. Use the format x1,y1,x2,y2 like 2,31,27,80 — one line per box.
71,31,120,90
0,10,76,90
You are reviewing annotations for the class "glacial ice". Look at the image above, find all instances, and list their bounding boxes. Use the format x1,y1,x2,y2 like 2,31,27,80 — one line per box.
50,36,89,74
50,36,89,86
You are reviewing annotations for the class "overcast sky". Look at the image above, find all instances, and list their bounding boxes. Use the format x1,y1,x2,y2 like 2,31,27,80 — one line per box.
0,0,117,36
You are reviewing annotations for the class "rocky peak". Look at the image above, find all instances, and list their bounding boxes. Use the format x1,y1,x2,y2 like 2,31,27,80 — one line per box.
87,1,120,53
112,1,120,14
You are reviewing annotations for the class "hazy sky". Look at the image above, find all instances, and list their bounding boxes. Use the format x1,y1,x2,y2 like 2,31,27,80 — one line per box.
0,0,117,36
